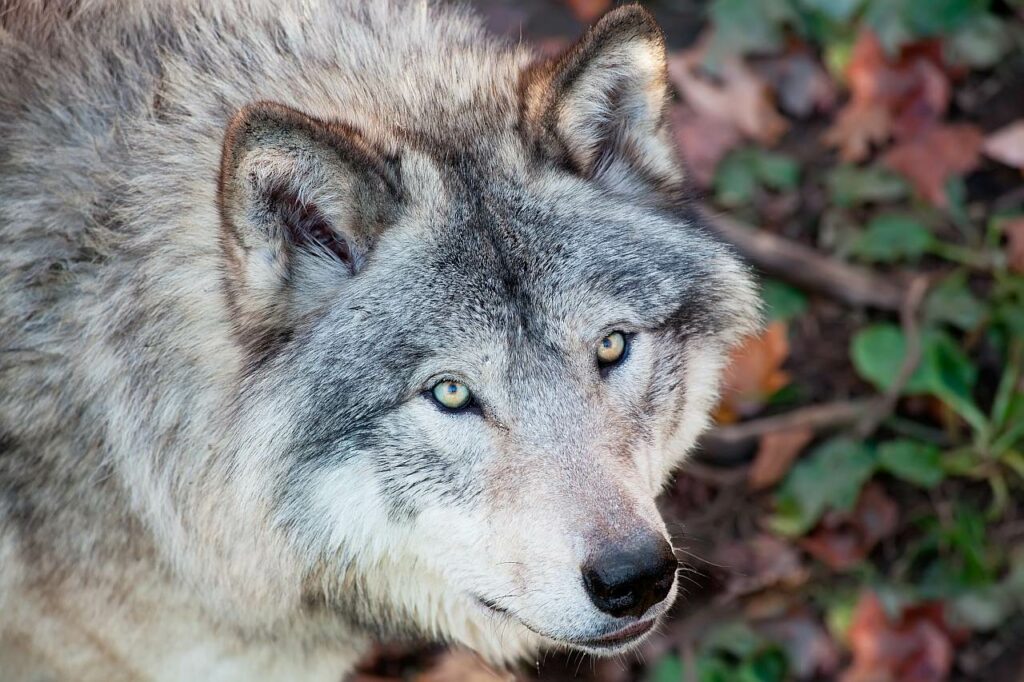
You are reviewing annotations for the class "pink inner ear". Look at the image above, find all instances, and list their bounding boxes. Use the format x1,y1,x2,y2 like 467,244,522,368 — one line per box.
269,184,355,273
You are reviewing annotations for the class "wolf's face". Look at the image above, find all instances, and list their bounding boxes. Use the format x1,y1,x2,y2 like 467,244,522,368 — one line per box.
202,5,757,664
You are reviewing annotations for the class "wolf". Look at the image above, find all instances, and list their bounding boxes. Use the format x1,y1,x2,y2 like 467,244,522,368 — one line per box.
0,0,759,679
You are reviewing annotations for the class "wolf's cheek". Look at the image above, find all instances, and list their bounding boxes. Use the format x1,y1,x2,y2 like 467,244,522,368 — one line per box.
655,338,733,476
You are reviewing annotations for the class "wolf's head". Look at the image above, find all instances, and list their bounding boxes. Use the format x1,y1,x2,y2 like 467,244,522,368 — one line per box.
203,4,757,664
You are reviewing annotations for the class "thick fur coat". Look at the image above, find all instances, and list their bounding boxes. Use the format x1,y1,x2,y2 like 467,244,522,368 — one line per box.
0,1,759,679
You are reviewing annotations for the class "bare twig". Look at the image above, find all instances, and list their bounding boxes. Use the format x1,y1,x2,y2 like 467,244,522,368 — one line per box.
854,275,930,438
698,398,884,459
703,207,905,311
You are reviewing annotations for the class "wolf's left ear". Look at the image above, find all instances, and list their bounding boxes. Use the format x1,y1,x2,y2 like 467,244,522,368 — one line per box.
520,5,683,201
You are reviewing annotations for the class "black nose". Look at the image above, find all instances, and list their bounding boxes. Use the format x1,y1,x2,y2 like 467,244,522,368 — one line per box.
582,535,678,618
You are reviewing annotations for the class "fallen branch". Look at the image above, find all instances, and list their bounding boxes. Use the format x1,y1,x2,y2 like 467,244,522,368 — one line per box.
703,207,905,311
696,398,885,464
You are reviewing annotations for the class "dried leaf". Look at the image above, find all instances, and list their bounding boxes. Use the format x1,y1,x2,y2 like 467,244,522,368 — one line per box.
883,124,983,207
983,120,1024,170
715,321,791,423
823,103,892,163
563,0,611,23
823,31,951,161
842,593,957,682
669,45,788,145
415,651,512,682
799,483,898,571
748,428,814,491
671,104,743,187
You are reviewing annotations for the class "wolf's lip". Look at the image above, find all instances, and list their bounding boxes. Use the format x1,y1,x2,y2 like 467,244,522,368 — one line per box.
573,619,656,648
473,595,656,650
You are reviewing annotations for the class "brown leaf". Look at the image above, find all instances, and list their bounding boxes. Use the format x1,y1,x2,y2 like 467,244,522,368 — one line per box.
1004,218,1024,274
563,0,611,23
799,483,898,571
748,428,814,491
883,124,983,207
715,533,809,602
671,104,743,187
715,321,791,423
822,102,892,163
669,45,788,146
983,120,1024,170
842,593,958,682
415,651,513,682
823,31,951,161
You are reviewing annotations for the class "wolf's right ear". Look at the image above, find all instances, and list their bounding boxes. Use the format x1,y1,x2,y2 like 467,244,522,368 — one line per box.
218,102,401,354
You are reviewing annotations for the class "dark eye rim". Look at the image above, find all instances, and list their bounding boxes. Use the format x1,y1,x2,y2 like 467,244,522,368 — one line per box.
597,331,634,375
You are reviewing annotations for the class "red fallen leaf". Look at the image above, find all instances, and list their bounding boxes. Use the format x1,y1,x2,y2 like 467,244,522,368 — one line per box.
799,483,898,571
671,103,743,187
842,593,963,682
823,103,892,163
1004,218,1024,274
563,0,611,23
983,120,1024,171
715,534,809,602
668,41,788,146
883,124,983,207
823,31,951,161
714,321,791,423
748,427,814,491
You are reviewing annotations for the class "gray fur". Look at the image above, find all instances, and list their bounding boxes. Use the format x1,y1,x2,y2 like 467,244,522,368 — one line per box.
0,1,759,679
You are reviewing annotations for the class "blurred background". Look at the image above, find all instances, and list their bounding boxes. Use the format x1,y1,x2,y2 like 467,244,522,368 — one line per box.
355,1,1024,680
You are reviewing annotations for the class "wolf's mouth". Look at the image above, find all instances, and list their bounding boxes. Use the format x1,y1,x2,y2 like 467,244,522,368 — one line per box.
473,595,657,652
572,618,656,649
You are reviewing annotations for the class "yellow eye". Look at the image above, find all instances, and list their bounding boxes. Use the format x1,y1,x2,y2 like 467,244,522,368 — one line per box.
597,331,628,366
432,380,472,410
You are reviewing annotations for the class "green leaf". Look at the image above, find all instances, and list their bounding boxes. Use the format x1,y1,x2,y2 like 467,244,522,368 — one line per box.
924,272,984,331
853,213,934,263
948,14,1014,68
771,438,876,536
827,165,909,208
754,152,800,191
697,655,735,682
715,149,801,206
919,333,987,435
944,176,970,225
738,649,788,682
703,622,764,659
850,324,931,394
714,153,759,207
863,0,991,51
646,654,685,682
878,440,945,488
762,279,808,322
952,587,1013,631
862,0,915,52
706,0,800,61
796,0,864,22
